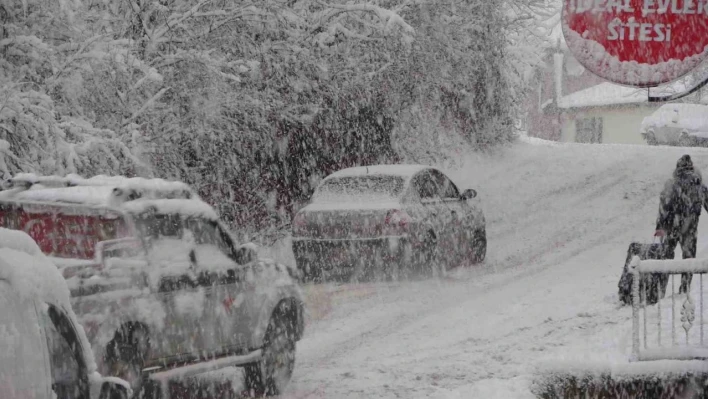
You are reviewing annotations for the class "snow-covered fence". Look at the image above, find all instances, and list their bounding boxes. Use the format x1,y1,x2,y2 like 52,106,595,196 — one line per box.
631,256,708,361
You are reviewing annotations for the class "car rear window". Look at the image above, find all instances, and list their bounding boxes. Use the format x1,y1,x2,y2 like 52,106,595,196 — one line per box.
313,176,405,202
0,204,127,260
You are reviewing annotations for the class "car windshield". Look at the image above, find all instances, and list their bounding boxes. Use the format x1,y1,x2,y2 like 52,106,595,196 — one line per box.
313,176,405,203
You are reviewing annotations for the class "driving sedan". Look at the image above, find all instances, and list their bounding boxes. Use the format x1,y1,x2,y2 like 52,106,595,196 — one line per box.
291,164,486,282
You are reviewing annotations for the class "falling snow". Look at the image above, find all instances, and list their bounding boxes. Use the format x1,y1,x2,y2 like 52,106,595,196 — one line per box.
4,0,708,398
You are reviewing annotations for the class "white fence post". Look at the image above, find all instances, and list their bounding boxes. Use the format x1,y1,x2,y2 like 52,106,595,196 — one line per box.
672,274,676,346
631,256,640,360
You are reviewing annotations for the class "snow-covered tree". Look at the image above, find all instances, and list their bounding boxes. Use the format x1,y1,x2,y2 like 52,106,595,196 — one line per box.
0,0,551,234
0,0,150,178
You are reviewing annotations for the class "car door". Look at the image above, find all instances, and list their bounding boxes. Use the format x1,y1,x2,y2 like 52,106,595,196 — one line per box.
0,282,54,399
137,212,206,361
39,304,91,399
185,217,254,356
428,170,465,260
410,171,444,241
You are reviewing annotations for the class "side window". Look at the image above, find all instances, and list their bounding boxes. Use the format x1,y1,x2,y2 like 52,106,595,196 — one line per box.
40,306,87,399
186,218,232,255
135,213,184,240
413,172,441,200
186,218,240,278
430,170,460,199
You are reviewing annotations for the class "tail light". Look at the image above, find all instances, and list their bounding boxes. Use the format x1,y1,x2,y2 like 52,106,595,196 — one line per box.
384,209,412,235
292,212,307,235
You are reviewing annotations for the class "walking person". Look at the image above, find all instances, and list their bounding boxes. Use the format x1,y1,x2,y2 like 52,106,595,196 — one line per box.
655,154,708,293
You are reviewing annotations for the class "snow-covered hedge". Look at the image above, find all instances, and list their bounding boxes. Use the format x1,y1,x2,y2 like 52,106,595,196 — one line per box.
0,0,547,235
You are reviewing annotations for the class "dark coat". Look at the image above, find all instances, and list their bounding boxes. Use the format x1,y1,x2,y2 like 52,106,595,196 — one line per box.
656,165,708,238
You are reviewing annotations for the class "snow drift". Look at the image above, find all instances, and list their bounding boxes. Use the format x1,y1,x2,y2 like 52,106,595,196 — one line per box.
264,138,708,398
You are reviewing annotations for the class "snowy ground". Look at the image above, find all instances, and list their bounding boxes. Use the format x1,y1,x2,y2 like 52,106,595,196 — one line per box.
255,138,708,398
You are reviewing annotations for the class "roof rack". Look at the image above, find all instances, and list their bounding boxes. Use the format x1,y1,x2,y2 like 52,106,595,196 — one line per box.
4,174,83,189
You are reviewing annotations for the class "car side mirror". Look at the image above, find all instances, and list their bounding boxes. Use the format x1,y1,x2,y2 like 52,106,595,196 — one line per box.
461,189,477,200
234,242,258,265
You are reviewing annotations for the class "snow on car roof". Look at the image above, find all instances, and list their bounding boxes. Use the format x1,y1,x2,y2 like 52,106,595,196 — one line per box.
325,164,429,180
0,227,43,257
11,173,191,192
7,185,117,206
1,174,217,218
121,198,218,219
0,228,98,372
641,103,708,132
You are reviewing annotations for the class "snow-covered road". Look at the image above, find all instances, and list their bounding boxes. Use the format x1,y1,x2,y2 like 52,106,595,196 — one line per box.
268,139,708,398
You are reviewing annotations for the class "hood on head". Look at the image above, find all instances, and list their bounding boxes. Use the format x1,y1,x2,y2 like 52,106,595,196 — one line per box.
677,154,693,171
674,154,702,182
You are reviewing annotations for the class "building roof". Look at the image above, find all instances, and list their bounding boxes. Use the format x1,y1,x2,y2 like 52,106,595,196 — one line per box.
557,82,648,109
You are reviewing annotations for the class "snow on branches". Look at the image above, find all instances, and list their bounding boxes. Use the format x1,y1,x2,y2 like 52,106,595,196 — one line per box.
0,0,549,232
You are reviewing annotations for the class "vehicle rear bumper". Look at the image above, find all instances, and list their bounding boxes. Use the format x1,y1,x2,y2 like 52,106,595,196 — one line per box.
292,236,409,272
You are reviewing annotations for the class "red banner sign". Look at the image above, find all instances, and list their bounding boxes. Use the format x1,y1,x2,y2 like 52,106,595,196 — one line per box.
562,0,708,87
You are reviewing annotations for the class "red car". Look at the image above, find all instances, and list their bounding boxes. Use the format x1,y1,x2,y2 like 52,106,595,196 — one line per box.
291,165,486,281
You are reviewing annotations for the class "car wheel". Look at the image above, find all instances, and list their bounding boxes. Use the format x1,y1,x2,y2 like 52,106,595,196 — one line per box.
244,304,297,397
679,131,695,147
295,256,321,284
645,130,658,145
471,228,487,264
105,324,150,396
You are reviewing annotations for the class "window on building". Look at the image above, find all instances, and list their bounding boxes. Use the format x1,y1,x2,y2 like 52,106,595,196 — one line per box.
575,117,603,143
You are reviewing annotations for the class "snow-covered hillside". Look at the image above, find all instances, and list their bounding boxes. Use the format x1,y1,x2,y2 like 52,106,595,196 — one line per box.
264,139,708,398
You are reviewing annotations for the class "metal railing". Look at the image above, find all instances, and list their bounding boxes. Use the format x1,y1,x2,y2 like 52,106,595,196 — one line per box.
631,256,708,361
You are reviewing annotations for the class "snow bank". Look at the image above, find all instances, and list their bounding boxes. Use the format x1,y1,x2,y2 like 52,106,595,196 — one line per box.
517,135,564,146
444,376,534,399
536,358,708,380
285,139,708,398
